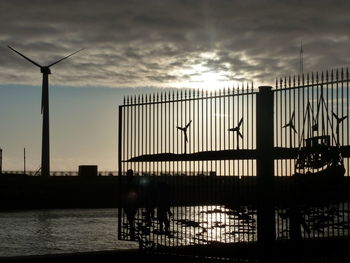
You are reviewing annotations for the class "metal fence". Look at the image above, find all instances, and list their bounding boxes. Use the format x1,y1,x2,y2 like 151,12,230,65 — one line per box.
118,69,350,259
274,70,350,242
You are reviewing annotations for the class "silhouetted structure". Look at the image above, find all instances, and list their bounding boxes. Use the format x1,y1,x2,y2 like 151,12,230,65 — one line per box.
78,165,98,177
8,46,83,177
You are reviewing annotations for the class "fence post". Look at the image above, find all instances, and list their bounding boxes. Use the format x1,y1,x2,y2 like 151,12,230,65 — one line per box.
256,86,275,251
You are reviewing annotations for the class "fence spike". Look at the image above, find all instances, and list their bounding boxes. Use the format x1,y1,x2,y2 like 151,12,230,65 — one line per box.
316,71,319,84
341,67,344,80
284,76,287,88
336,68,339,81
347,67,349,80
288,76,291,87
331,69,334,82
123,96,125,105
301,73,304,85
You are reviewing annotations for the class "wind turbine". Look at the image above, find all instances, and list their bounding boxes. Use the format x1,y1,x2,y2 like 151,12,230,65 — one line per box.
282,111,297,147
8,46,83,176
332,112,347,145
177,120,192,154
228,117,243,149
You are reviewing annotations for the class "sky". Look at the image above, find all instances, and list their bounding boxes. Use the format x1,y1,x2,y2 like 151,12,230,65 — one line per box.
0,0,350,171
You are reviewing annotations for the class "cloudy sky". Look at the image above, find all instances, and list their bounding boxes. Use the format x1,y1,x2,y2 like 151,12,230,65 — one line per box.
0,0,349,171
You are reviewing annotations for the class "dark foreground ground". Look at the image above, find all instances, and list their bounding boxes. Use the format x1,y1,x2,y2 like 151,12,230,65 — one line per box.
1,238,349,263
0,250,225,263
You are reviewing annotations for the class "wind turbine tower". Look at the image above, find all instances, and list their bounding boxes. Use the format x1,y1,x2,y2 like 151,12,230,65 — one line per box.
8,46,83,176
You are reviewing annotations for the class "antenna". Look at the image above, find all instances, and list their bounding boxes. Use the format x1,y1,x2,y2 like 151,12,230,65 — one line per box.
299,40,304,75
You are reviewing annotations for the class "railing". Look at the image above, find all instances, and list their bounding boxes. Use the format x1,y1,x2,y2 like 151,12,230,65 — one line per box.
117,69,350,260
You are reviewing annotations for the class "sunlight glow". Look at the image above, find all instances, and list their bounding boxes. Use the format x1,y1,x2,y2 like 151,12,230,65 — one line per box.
171,52,239,90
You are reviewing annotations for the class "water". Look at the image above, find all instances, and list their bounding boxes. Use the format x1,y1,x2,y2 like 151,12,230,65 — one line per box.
1,204,349,257
0,208,138,257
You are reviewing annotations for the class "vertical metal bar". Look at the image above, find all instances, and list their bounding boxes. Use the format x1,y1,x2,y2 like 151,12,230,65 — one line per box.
118,105,123,240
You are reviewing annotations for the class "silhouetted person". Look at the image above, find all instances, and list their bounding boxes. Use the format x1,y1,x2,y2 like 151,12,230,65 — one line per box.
123,169,139,240
156,181,172,234
287,206,310,241
140,177,156,227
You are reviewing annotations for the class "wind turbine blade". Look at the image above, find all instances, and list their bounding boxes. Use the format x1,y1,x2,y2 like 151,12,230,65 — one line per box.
8,45,42,68
291,125,297,134
238,131,243,139
176,127,182,130
228,128,234,131
47,48,84,67
185,133,188,143
185,120,192,128
332,111,338,120
341,116,348,122
291,111,295,121
282,123,289,128
238,117,243,127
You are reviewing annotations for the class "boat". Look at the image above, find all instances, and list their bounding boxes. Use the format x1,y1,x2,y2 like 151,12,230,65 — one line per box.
294,135,345,183
292,91,346,184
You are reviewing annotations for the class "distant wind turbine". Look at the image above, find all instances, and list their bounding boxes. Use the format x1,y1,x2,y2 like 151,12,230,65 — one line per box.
332,112,347,145
8,46,84,176
228,117,243,149
282,111,297,147
177,120,192,154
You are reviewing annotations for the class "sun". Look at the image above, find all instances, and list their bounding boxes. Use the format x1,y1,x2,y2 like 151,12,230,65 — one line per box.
173,64,237,91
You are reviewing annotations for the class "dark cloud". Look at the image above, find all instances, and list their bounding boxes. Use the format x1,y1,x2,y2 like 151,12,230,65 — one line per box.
0,0,349,88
